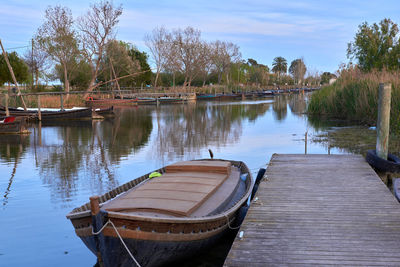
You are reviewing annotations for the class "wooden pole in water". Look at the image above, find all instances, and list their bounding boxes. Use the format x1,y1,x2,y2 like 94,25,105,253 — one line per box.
0,39,27,110
37,95,41,121
5,94,9,116
376,83,391,160
60,94,64,110
305,131,308,155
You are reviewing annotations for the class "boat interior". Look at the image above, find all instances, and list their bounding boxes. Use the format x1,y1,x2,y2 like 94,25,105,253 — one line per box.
101,161,244,218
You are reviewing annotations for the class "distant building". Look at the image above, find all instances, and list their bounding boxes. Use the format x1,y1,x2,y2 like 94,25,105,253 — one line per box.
329,78,337,85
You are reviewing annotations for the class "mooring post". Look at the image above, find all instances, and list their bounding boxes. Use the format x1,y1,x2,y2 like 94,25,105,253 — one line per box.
37,95,41,121
60,94,64,111
90,195,108,267
305,131,308,155
5,94,9,117
376,83,391,160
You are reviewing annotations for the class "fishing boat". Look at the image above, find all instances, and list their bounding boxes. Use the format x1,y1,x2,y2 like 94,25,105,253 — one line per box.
85,97,138,107
0,116,29,134
0,106,93,121
66,159,254,267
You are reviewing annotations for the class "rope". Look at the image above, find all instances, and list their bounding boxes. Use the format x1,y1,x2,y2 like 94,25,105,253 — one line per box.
92,219,142,267
225,214,242,230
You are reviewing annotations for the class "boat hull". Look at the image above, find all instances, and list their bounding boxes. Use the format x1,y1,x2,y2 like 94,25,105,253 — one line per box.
67,160,252,267
0,117,29,134
85,99,138,107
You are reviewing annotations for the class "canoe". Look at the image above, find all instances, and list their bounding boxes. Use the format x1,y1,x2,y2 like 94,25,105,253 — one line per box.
85,97,138,107
66,159,253,267
0,106,93,121
0,116,29,134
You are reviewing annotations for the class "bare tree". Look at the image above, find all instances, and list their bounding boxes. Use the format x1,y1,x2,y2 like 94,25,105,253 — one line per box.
211,40,241,85
35,5,79,94
172,27,203,87
23,40,49,88
144,26,169,87
77,0,122,95
198,41,213,87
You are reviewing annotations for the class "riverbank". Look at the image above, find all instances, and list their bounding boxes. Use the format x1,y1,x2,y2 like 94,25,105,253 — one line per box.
308,68,400,133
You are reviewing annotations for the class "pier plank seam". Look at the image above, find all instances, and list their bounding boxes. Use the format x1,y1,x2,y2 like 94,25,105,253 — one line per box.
224,154,400,266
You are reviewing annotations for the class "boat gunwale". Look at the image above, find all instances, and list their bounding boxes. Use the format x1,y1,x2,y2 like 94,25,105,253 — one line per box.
66,159,252,223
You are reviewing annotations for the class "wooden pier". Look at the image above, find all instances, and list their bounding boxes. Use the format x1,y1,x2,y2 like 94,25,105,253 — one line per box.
225,154,400,266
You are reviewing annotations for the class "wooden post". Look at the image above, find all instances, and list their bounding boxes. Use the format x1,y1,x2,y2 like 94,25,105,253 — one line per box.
5,94,9,117
305,131,308,155
0,39,27,110
60,94,64,110
90,196,106,267
37,95,41,121
376,83,391,160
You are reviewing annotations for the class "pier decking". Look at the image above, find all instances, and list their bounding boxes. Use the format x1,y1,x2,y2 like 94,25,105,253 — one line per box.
225,154,400,266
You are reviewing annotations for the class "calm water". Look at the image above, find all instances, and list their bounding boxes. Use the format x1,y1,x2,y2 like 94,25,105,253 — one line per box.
0,94,348,266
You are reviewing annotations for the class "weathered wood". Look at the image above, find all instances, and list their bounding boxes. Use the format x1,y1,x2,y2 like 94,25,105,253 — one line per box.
5,94,9,117
0,39,27,110
225,154,400,266
37,95,41,121
376,83,391,160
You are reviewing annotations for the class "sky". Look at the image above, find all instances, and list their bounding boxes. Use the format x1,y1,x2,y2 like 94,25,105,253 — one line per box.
1,0,400,74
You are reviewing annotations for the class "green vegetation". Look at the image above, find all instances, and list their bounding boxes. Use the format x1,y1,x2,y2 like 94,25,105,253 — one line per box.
308,68,400,132
309,18,400,133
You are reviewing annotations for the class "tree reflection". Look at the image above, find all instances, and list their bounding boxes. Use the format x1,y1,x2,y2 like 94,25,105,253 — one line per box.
34,107,153,204
272,95,288,121
151,101,271,165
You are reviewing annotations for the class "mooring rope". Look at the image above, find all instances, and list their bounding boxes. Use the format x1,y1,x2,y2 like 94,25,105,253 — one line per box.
225,214,242,230
92,219,142,267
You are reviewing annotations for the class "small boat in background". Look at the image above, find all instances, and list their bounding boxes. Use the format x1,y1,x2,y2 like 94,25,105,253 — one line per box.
85,97,138,108
0,106,93,121
0,116,29,134
67,159,254,267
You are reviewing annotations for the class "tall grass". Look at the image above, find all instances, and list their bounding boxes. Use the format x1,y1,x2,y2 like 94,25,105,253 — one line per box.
308,68,400,133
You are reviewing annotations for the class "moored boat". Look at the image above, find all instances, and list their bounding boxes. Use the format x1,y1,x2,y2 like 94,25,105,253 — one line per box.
85,97,138,107
66,159,253,267
0,116,29,134
0,106,93,121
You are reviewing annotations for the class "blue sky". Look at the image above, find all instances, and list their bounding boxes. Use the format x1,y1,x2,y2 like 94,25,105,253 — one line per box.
1,0,400,73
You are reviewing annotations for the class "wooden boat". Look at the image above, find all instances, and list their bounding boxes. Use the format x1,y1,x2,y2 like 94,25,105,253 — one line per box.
85,97,138,107
0,116,29,134
137,97,157,105
0,106,93,121
66,159,253,267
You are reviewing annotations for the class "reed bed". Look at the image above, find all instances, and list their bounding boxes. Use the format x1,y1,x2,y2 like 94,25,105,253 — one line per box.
308,68,400,133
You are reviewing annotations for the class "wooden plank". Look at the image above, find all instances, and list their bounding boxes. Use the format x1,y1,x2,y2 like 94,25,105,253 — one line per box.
224,154,400,266
165,160,231,174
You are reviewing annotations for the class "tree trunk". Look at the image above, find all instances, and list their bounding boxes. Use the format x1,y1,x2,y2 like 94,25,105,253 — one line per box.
63,64,70,99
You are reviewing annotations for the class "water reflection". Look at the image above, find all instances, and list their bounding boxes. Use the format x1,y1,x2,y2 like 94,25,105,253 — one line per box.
151,101,271,165
0,96,302,205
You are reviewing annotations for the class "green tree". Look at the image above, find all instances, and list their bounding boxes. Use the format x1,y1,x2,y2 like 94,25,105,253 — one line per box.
289,58,307,85
320,72,336,85
347,18,400,71
272,56,287,82
0,52,29,86
127,45,152,86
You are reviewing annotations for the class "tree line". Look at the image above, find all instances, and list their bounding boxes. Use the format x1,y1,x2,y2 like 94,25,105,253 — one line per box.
0,1,326,94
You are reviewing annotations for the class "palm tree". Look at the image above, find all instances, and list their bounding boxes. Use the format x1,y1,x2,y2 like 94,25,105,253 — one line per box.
272,56,287,82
